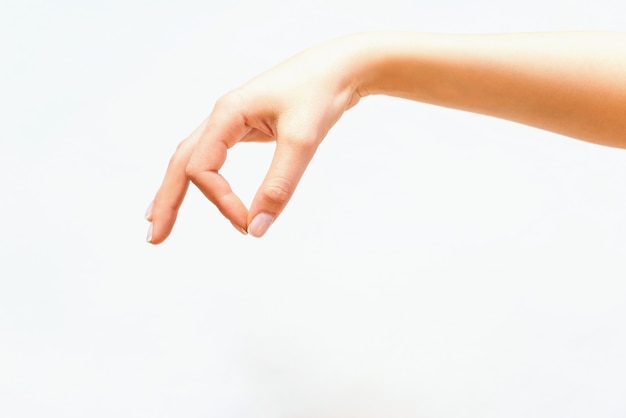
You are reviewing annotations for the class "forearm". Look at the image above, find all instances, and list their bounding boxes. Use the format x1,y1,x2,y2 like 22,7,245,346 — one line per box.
350,31,626,148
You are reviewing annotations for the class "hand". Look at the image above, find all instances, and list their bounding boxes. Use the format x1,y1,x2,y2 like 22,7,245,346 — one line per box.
146,35,366,243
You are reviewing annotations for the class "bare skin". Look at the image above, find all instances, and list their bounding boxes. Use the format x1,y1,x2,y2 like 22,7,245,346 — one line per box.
146,31,626,243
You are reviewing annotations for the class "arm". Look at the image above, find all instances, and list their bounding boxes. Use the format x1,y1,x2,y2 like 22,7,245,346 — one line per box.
146,31,626,243
357,31,626,148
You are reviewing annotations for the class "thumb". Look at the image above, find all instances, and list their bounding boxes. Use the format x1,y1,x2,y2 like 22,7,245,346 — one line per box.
248,133,319,237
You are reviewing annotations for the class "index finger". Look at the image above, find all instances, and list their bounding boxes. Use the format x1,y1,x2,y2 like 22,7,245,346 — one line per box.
184,109,252,234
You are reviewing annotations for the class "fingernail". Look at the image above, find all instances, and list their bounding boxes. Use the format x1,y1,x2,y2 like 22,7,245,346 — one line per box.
249,212,275,238
146,223,153,243
145,200,154,221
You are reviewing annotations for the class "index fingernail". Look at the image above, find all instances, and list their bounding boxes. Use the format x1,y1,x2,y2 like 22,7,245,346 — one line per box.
231,221,248,236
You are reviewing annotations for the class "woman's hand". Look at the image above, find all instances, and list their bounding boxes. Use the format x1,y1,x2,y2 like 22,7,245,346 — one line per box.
147,31,626,243
146,35,367,243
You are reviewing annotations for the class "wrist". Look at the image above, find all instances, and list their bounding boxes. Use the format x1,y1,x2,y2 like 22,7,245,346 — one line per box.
346,32,461,103
344,31,424,98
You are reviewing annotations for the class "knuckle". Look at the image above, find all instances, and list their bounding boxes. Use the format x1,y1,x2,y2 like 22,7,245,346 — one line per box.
167,148,187,170
167,139,195,173
262,177,295,207
283,134,319,156
174,138,188,153
215,89,245,112
280,125,322,152
301,137,319,154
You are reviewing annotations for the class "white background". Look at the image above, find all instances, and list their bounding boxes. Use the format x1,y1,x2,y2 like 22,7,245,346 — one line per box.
2,0,626,417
